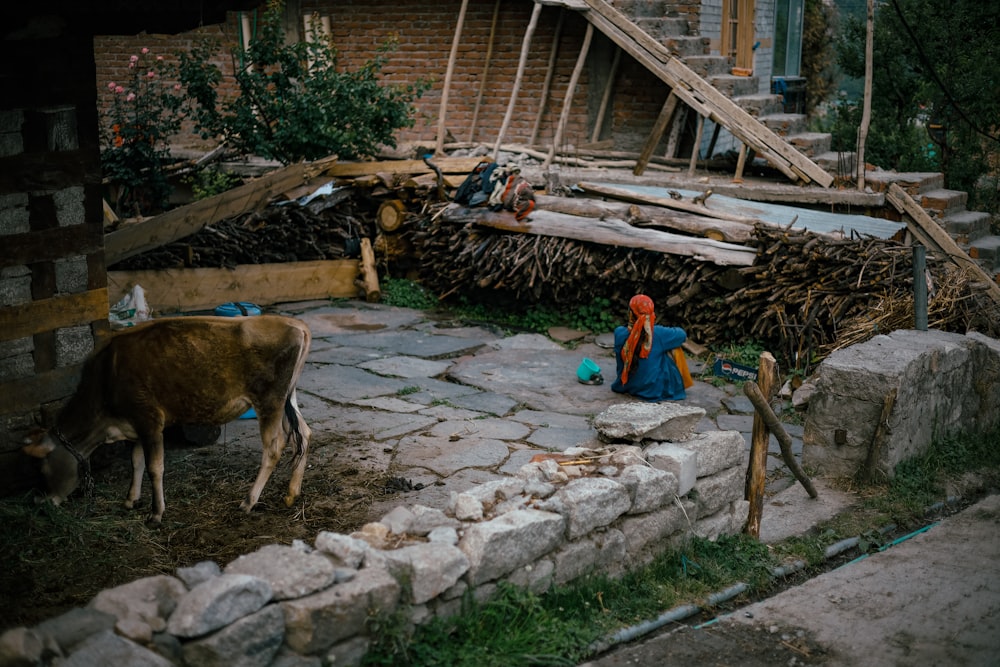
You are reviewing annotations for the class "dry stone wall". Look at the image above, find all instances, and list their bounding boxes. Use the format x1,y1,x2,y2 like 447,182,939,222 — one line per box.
0,404,748,667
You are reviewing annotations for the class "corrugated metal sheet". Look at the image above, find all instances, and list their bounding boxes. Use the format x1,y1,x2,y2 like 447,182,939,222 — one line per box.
599,183,907,240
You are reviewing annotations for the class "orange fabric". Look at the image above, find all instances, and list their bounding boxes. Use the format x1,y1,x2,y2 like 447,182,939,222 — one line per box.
673,347,694,389
619,295,655,385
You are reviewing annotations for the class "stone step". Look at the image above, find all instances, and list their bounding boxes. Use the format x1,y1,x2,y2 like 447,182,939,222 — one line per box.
758,112,809,137
611,0,671,18
942,210,992,245
919,188,968,217
862,171,945,195
684,55,733,79
733,93,785,117
786,132,832,158
969,235,1000,272
709,73,759,98
660,34,712,57
634,16,690,37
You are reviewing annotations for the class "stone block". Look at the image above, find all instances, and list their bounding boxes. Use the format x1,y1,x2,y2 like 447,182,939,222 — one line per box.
0,193,30,235
692,466,744,517
619,464,678,514
644,442,698,495
458,509,564,585
675,430,745,478
54,256,88,294
593,402,706,442
53,186,85,227
618,500,695,555
56,325,94,368
546,477,631,539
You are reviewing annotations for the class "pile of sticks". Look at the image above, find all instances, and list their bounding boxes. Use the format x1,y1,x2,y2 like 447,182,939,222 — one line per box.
109,202,372,271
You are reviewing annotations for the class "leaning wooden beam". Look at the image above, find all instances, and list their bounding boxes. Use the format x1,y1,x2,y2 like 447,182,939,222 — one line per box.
105,156,336,264
494,1,543,160
530,7,565,145
469,0,501,143
744,378,818,499
440,204,757,266
886,183,1000,304
634,91,679,176
534,194,754,243
436,0,471,155
577,181,761,224
546,22,595,168
591,46,622,143
688,113,706,176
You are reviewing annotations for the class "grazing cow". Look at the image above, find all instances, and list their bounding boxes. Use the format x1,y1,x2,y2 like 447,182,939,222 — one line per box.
22,315,312,524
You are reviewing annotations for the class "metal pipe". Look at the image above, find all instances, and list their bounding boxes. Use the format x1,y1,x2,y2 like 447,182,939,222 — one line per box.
914,244,928,330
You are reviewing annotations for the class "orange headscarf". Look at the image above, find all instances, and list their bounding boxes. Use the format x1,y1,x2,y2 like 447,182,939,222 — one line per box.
619,294,655,384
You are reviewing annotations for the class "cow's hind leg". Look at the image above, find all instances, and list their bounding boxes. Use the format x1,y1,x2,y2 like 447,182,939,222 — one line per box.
241,409,286,513
283,389,312,508
141,429,168,524
124,442,145,509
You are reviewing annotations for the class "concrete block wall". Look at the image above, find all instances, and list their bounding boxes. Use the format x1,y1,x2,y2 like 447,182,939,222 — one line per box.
0,430,749,667
803,329,1000,480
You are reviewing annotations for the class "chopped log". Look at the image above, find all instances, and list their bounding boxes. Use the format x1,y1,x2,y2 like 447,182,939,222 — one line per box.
357,237,381,302
744,352,780,538
378,200,407,232
534,194,754,243
577,181,762,224
440,204,757,266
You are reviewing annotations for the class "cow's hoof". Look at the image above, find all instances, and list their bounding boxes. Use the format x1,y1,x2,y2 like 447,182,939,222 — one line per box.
283,494,297,508
239,499,254,514
145,515,163,527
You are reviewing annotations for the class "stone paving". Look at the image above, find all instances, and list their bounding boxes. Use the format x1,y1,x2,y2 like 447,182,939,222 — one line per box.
218,299,807,523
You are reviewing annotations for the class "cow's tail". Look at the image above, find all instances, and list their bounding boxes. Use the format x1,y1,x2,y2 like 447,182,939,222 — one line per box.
283,392,308,468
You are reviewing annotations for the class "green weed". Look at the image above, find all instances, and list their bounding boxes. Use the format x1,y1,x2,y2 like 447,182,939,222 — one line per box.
381,278,439,310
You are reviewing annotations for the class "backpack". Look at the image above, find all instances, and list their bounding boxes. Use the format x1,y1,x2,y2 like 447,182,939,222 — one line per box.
454,160,498,206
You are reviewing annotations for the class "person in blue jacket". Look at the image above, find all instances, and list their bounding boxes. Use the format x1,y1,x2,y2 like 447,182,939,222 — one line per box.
612,294,690,401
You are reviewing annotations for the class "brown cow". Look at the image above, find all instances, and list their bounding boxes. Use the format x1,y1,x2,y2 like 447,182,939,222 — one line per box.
22,315,312,524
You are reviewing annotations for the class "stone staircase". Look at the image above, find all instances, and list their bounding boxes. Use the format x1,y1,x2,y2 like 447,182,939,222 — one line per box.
608,0,1000,280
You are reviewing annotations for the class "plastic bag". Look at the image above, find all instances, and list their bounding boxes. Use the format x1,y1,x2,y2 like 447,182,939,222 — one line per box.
110,284,151,329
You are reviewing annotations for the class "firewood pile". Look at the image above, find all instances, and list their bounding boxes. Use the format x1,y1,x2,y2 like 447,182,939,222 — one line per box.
108,200,376,271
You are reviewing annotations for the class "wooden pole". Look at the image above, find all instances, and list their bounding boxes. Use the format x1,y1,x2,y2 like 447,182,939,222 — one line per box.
469,0,501,143
634,91,678,176
545,22,595,168
436,0,471,156
744,351,778,538
530,8,565,146
733,143,748,183
494,1,543,161
688,113,706,176
856,0,874,189
591,46,622,143
744,380,818,498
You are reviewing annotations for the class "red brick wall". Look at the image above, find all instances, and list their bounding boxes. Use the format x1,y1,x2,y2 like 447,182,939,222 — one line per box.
92,0,670,155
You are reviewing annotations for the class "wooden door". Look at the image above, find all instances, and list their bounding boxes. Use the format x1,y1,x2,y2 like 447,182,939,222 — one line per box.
721,0,756,73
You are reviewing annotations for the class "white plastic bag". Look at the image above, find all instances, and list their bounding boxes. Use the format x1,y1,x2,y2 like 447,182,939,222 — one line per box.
110,284,151,329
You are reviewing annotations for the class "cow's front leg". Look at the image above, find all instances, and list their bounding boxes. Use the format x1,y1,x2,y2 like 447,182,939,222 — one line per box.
124,441,145,509
141,431,167,525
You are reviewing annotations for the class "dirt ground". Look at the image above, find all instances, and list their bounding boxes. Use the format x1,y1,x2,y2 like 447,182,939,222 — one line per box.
0,427,394,631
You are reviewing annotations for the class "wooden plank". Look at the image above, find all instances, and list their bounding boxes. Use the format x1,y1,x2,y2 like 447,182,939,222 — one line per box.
105,159,334,264
107,260,362,314
530,6,565,145
325,156,485,178
1,224,103,268
577,181,761,224
591,46,622,143
886,183,1000,304
546,22,594,167
494,0,543,160
0,288,109,342
0,364,81,416
634,91,679,176
436,0,470,155
440,204,757,266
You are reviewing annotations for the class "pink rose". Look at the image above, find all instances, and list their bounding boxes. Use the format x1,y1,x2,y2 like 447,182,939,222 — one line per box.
126,92,136,102
115,86,125,94
108,81,116,90
141,47,149,55
173,84,182,91
156,55,164,61
147,71,155,78
130,54,139,63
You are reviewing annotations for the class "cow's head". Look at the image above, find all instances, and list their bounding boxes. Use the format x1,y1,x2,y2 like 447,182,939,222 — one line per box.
22,429,81,505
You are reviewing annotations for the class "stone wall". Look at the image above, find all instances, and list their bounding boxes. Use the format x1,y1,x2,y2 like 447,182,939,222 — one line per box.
0,406,750,667
803,329,1000,480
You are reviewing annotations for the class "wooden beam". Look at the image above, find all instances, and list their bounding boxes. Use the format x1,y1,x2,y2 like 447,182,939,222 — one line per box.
436,0,470,156
744,351,778,537
886,183,1000,304
440,204,757,266
326,156,485,178
107,260,361,314
1,225,102,269
0,288,108,342
688,113,705,176
546,22,594,168
0,364,82,416
105,157,337,264
469,0,501,143
634,91,679,176
530,7,565,145
577,181,761,224
591,46,622,143
494,1,543,160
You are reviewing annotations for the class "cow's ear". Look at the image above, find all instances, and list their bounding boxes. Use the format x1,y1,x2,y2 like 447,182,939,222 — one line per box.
22,438,55,458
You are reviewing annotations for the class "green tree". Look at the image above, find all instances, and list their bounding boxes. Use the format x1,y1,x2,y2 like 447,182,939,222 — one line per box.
836,0,1000,213
178,1,429,165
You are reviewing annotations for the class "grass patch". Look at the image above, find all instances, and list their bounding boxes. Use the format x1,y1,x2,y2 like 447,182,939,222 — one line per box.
366,427,1000,666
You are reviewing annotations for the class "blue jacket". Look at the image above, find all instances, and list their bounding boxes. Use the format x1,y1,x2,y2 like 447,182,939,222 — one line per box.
611,325,688,401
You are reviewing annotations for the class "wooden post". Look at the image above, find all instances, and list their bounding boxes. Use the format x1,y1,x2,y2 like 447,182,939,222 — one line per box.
494,1,543,161
469,0,501,143
530,8,565,146
688,113,706,176
706,122,722,162
744,380,818,498
356,238,381,302
633,91,678,176
591,46,622,143
744,351,778,538
856,0,874,190
436,0,470,155
545,22,595,168
732,143,748,183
